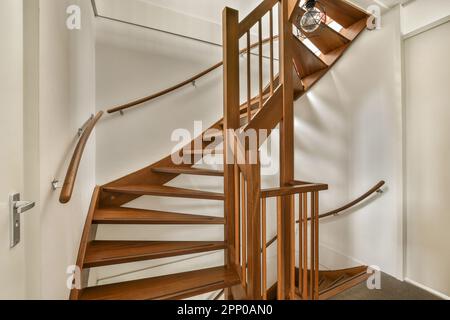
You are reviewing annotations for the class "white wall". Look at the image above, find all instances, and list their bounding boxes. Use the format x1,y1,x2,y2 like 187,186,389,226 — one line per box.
294,7,404,277
404,21,450,298
94,0,267,46
22,0,97,299
401,0,450,36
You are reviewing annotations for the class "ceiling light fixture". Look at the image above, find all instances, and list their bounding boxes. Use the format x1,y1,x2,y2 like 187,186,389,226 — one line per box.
298,0,327,34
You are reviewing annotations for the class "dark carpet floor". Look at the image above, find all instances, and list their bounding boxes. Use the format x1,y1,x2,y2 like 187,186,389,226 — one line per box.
331,273,441,300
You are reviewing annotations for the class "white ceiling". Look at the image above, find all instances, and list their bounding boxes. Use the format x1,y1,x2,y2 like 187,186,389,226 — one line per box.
97,0,406,23
348,0,404,12
138,0,262,24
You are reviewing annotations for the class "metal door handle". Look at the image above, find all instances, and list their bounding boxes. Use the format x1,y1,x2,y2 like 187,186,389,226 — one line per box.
10,193,35,248
14,200,35,214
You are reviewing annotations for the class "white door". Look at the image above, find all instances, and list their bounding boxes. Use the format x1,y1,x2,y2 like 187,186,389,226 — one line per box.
405,21,450,297
0,0,28,299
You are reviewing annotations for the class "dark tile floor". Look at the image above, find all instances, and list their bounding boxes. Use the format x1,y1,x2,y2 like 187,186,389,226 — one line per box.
332,273,442,300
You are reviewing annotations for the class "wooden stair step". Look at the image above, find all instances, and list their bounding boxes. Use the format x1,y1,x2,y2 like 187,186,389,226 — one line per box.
183,149,223,156
152,167,223,177
203,130,223,141
103,185,225,200
319,0,368,28
293,8,350,54
327,274,348,289
84,241,226,268
301,68,328,90
320,44,348,66
319,276,334,292
93,207,225,225
292,36,328,78
78,266,240,300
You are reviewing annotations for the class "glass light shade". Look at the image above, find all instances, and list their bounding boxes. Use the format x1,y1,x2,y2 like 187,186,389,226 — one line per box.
300,7,323,33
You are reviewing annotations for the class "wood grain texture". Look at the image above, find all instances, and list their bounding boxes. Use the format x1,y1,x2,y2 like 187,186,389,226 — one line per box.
238,0,278,37
292,36,328,78
103,184,225,200
152,167,223,177
93,207,225,225
69,187,100,300
79,266,240,300
60,112,103,204
320,0,368,28
261,183,328,198
222,6,240,275
84,241,226,267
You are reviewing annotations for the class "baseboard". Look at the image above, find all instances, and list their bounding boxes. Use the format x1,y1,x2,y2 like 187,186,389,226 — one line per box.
404,278,450,300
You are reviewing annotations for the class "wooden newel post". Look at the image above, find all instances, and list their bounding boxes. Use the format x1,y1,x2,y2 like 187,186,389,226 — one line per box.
279,0,295,300
222,7,240,297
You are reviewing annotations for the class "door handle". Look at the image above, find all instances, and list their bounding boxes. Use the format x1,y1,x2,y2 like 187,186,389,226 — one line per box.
14,200,35,214
10,193,35,248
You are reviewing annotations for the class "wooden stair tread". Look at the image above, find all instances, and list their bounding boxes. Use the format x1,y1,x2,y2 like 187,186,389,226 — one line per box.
78,266,240,300
302,68,328,90
292,36,328,78
84,240,226,268
291,266,369,299
93,207,225,225
183,149,223,156
320,44,348,66
152,167,223,177
320,0,368,28
203,130,223,140
103,185,225,200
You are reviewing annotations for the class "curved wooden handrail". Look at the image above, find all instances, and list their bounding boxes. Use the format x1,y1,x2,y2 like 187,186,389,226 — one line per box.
60,111,104,204
260,183,328,198
314,180,385,220
107,36,279,114
265,180,385,248
238,0,278,37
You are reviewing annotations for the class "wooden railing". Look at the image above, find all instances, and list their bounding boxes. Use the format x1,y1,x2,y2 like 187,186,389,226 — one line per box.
222,0,298,300
260,182,328,300
265,180,386,250
59,111,103,204
107,36,279,115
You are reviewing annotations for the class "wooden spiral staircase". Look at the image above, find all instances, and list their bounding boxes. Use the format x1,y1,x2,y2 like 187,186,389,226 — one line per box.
65,0,384,300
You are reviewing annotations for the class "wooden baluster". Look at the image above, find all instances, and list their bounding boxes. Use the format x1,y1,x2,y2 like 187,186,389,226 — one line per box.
276,196,284,300
298,193,302,297
258,19,263,110
262,198,267,300
234,165,240,265
269,9,274,95
290,194,296,299
313,191,320,300
310,192,315,299
302,193,308,299
246,155,261,299
247,31,252,122
241,178,247,288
